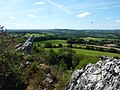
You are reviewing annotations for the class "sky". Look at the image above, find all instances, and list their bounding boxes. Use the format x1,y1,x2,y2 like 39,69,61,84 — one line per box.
0,0,120,29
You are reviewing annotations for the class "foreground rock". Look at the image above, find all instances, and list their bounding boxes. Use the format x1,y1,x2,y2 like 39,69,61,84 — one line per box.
66,56,120,90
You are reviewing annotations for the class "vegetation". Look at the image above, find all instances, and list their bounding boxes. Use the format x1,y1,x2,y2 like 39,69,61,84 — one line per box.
1,29,120,90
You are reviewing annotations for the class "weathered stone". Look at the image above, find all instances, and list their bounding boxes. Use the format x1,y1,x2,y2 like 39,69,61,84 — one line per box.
66,57,120,90
16,35,34,55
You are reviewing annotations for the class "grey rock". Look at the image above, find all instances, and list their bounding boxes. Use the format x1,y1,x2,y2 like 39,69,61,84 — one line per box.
66,56,120,90
16,35,34,55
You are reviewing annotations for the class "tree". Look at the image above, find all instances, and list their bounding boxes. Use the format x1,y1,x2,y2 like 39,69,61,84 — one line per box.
58,48,75,69
67,44,73,48
58,43,63,48
47,49,58,65
59,60,67,72
44,42,52,48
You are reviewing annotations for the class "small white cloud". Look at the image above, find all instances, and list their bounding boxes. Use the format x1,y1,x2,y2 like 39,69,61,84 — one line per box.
116,20,120,23
35,2,45,5
9,16,15,20
28,14,37,18
77,12,91,18
0,16,2,18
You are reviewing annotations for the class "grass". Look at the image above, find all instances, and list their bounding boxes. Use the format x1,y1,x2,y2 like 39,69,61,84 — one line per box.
25,33,45,37
35,40,87,48
45,48,120,58
82,37,117,41
35,40,68,47
34,39,120,58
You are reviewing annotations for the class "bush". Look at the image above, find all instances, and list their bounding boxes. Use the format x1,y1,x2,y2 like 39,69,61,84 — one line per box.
75,56,99,69
47,49,58,65
44,42,52,48
58,43,63,48
30,61,39,72
58,48,76,69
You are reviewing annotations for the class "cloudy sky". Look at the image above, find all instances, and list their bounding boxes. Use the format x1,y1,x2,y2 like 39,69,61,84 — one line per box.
0,0,120,29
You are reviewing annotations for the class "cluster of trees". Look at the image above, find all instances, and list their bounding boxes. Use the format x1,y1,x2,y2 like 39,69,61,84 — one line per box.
10,29,120,39
33,46,78,70
44,42,63,48
36,42,73,48
67,38,120,46
86,46,120,53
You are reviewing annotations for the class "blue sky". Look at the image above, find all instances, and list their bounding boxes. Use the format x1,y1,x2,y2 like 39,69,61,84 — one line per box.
0,0,120,29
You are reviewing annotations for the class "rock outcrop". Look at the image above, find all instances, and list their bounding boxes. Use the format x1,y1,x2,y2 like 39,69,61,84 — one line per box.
16,35,34,55
66,56,120,90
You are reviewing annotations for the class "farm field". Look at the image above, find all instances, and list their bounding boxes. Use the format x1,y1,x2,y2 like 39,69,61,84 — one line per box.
34,39,120,58
82,37,118,41
34,40,68,46
25,33,45,37
45,48,120,58
34,40,86,48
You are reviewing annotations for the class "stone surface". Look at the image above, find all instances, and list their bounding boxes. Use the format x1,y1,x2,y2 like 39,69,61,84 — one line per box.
16,35,34,55
66,56,120,90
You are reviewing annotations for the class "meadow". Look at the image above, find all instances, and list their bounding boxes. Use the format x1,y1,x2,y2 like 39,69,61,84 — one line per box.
45,48,120,58
34,40,68,46
25,33,45,37
82,37,118,41
34,39,120,58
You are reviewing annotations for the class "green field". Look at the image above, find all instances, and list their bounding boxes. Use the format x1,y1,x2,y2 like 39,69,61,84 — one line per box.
82,37,117,41
45,48,120,58
25,33,45,37
34,39,120,58
35,40,86,48
35,40,68,46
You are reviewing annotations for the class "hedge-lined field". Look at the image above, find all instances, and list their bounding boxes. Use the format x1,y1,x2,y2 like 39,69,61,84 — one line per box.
45,48,120,58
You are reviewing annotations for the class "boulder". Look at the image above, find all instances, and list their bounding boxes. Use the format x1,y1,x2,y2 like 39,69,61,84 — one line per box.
16,35,34,55
66,56,120,90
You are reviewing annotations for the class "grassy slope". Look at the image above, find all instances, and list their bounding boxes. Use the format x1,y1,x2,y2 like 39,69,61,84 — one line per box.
35,40,67,46
82,37,117,41
25,33,45,37
45,48,120,58
35,40,86,48
35,40,120,58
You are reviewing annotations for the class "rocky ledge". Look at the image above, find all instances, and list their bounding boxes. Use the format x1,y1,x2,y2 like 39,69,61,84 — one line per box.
66,56,120,90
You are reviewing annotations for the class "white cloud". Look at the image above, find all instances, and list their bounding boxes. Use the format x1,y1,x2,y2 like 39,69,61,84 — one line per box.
28,14,37,18
9,16,15,20
77,12,91,18
116,20,120,23
0,16,2,18
35,2,45,5
46,0,71,13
